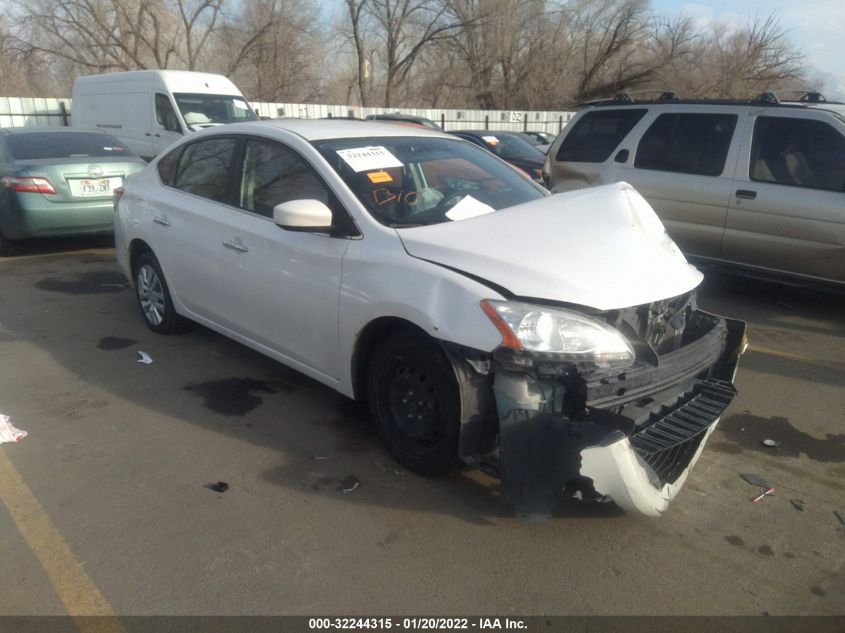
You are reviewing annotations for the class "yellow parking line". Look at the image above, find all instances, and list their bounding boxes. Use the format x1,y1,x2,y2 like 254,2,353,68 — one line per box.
0,448,123,633
747,344,845,372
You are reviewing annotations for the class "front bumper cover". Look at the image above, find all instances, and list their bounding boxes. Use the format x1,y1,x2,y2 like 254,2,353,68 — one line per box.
475,311,746,520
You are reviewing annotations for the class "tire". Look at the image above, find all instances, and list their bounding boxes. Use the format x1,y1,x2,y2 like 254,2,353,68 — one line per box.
0,230,20,257
366,332,461,476
133,251,189,334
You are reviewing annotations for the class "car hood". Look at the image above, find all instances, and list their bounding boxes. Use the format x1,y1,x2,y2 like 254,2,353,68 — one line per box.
396,182,703,311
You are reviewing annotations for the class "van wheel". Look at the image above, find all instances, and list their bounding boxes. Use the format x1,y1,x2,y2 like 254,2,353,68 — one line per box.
366,332,460,476
133,252,189,334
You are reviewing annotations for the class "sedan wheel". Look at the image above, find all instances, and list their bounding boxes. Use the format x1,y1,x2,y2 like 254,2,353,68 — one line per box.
366,332,461,476
133,251,189,334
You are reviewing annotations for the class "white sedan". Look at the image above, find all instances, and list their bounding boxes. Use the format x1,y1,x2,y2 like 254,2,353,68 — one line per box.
114,120,746,520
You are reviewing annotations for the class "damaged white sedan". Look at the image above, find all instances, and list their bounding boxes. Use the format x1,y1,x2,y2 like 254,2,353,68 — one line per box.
114,120,746,520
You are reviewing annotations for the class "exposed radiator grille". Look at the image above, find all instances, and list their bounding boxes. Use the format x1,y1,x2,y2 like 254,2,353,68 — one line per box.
630,378,736,485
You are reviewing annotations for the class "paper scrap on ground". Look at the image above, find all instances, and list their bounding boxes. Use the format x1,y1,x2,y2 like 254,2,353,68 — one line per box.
445,195,496,221
336,146,403,172
0,413,27,443
136,351,153,365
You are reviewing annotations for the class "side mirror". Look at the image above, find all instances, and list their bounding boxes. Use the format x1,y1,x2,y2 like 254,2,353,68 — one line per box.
273,199,333,232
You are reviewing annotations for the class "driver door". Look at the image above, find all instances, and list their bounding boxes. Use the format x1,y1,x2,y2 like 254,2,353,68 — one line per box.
217,137,351,380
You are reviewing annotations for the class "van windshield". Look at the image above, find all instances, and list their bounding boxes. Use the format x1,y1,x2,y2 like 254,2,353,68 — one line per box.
173,93,257,126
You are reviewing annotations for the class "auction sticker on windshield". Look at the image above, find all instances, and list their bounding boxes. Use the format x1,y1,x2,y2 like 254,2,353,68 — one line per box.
336,146,403,172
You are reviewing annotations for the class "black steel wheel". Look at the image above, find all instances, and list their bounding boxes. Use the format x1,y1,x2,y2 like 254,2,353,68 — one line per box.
366,332,461,476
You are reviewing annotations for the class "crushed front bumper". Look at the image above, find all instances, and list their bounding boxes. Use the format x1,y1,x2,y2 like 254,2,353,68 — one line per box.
461,310,746,520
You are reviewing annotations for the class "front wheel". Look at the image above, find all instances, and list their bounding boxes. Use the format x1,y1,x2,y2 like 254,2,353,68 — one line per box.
133,251,189,334
366,332,461,476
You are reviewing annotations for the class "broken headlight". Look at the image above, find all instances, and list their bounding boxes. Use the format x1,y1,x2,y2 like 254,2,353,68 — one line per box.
482,299,635,369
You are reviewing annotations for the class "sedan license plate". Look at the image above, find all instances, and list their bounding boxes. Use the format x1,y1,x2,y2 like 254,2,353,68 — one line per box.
69,177,121,197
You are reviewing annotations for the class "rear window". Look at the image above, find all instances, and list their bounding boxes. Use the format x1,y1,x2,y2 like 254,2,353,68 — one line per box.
556,109,647,163
4,132,134,160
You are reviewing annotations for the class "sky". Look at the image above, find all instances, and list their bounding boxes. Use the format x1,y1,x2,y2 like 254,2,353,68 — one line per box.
651,0,845,82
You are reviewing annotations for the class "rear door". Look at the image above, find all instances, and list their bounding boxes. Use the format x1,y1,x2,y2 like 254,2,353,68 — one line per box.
614,108,744,258
723,110,845,283
149,136,238,320
216,136,350,380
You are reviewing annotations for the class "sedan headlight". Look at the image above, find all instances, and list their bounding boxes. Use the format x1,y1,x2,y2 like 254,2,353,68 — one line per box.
481,299,635,369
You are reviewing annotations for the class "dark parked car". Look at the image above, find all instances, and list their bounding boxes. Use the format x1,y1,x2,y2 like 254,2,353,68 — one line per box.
0,128,145,255
450,130,546,183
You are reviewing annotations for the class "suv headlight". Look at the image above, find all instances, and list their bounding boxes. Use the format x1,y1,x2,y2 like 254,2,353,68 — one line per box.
481,299,634,369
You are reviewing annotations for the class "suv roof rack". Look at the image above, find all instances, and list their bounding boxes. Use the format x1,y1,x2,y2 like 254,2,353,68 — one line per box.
752,89,827,104
581,91,842,109
583,89,679,106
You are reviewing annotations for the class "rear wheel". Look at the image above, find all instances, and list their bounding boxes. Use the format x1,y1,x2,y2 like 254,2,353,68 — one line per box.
0,230,20,257
133,251,189,334
366,332,461,476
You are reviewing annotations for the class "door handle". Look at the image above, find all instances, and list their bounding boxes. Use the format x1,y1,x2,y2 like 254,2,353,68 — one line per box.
153,216,171,227
735,189,757,200
223,239,249,253
144,132,152,137
154,133,161,138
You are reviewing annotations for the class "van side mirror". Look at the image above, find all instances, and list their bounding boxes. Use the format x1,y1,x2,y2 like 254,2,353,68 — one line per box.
273,199,333,232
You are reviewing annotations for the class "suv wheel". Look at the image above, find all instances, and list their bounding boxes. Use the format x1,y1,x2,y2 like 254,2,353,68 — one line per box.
366,332,461,476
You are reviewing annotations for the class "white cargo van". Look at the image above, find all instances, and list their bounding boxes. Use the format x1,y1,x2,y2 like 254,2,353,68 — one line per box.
71,70,256,160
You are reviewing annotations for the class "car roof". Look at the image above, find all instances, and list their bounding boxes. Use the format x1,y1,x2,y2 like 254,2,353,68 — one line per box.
0,127,113,136
451,130,519,136
219,119,450,141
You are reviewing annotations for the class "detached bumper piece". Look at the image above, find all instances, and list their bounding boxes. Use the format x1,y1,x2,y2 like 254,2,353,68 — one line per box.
630,378,736,486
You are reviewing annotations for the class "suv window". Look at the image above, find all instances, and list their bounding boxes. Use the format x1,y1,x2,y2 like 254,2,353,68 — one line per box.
239,140,330,218
556,109,646,163
174,138,237,203
155,94,181,132
635,113,737,176
751,117,845,192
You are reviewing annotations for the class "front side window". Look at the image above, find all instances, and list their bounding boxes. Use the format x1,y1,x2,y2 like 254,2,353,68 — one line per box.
155,94,181,132
239,140,330,218
557,109,647,163
156,146,182,186
173,138,236,203
174,93,257,126
635,113,737,176
314,137,546,227
751,117,845,192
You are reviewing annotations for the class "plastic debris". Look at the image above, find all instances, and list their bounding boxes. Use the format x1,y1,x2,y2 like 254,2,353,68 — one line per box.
752,487,775,503
100,282,130,290
208,481,229,493
762,439,780,448
0,413,27,443
834,511,845,526
790,499,804,512
340,475,360,494
741,473,773,488
136,351,153,364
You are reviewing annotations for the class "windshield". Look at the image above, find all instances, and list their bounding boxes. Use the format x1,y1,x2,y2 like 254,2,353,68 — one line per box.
173,93,257,125
4,132,134,160
474,133,544,160
314,137,547,227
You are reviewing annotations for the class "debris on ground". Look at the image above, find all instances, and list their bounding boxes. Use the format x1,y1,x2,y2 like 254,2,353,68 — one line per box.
834,510,845,526
762,439,780,448
339,475,360,494
0,413,27,443
377,460,404,476
741,473,773,488
100,282,130,290
136,351,153,365
207,481,229,493
790,499,804,512
312,454,332,461
752,487,775,503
